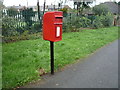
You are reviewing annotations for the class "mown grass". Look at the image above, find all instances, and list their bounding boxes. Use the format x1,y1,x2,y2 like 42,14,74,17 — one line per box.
2,26,119,88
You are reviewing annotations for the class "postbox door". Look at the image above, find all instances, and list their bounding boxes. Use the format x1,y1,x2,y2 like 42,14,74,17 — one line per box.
54,16,62,39
55,24,62,38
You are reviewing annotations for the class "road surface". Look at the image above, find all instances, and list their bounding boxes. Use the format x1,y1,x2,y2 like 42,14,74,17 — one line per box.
23,40,118,88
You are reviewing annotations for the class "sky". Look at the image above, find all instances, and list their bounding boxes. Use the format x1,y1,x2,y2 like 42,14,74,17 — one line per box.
3,0,120,8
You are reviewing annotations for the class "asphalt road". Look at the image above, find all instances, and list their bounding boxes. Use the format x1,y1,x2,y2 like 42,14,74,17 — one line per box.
23,40,118,88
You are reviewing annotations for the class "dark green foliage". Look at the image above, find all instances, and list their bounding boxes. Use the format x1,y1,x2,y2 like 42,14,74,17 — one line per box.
59,8,68,17
63,14,91,32
70,16,81,28
2,4,114,43
79,17,91,28
92,16,103,29
62,17,71,32
16,26,26,34
70,16,91,28
29,23,42,33
92,4,114,28
32,23,42,32
100,14,114,27
2,7,42,42
74,2,92,9
115,1,120,5
92,13,114,29
93,4,110,16
21,8,36,27
118,1,120,5
7,7,18,17
3,32,42,43
87,15,96,24
2,16,20,36
63,14,80,32
74,1,93,15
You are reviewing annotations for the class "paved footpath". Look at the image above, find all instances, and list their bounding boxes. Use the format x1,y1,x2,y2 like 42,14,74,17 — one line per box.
23,40,118,88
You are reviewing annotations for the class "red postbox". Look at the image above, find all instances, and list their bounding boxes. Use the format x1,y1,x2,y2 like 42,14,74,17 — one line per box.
43,11,63,42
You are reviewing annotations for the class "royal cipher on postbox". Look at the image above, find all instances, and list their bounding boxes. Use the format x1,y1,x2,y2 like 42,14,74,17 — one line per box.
43,11,63,42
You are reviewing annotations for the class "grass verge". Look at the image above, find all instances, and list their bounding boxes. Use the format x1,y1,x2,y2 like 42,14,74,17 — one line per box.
2,26,119,88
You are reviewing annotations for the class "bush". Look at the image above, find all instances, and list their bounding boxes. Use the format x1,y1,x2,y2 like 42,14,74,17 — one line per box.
71,16,81,28
3,31,42,43
79,17,91,28
2,16,20,37
63,14,91,32
63,17,72,32
15,25,27,34
31,22,42,32
70,16,91,28
92,13,114,28
87,15,96,24
92,16,103,29
100,13,114,27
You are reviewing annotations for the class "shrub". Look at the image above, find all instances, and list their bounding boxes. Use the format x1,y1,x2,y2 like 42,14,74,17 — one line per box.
71,16,81,28
63,16,91,32
15,25,27,34
70,16,91,28
3,31,42,43
92,13,114,28
32,22,42,32
92,16,103,29
100,13,114,27
79,17,91,28
63,17,72,32
2,16,20,37
63,14,91,32
116,16,120,25
87,15,96,24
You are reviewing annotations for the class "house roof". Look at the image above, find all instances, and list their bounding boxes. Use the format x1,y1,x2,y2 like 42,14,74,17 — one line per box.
100,2,120,14
63,5,72,9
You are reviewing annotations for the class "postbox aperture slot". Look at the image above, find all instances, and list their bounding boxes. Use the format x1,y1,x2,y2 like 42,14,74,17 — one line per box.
55,17,62,22
55,17,62,18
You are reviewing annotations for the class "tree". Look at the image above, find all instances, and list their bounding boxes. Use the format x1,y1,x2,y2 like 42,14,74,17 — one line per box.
93,4,111,16
59,7,68,17
118,1,120,5
74,1,93,15
58,0,63,10
115,1,120,5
